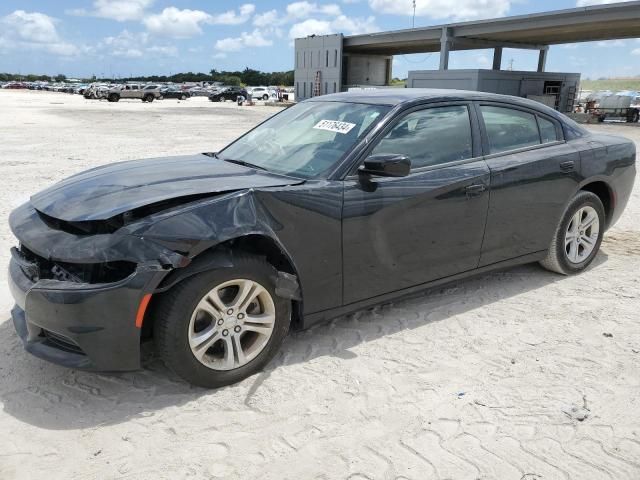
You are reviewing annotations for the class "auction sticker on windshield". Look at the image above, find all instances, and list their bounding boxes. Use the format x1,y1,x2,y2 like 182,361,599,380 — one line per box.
313,120,356,134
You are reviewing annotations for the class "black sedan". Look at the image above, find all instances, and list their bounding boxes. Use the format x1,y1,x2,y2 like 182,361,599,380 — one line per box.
159,87,190,100
208,86,245,102
8,89,636,387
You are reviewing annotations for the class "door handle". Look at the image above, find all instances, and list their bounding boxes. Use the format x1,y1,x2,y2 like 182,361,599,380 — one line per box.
465,184,486,197
560,160,575,172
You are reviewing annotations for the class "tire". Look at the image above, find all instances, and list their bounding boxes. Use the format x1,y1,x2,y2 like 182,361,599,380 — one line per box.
144,95,154,103
154,254,291,388
262,94,269,101
108,93,119,102
180,94,187,100
539,191,605,275
628,109,639,123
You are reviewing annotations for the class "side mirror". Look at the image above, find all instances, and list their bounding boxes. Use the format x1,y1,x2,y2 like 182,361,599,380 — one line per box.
359,154,411,178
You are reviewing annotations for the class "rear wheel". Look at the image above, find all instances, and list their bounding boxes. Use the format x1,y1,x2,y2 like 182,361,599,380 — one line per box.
540,191,605,275
144,94,154,103
155,255,291,388
262,94,269,101
180,94,187,100
108,93,119,102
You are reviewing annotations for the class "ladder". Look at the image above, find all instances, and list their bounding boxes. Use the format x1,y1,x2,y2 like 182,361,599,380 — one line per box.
312,71,321,97
565,85,577,112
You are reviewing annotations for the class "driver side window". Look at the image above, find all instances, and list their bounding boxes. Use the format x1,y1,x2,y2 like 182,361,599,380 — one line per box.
370,105,473,169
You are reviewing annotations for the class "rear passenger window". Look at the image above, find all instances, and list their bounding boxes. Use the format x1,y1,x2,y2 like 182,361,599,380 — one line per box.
538,116,559,143
480,106,540,154
371,105,473,168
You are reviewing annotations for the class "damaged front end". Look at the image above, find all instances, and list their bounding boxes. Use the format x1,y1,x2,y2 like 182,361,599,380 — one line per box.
8,202,176,370
8,187,302,371
7,186,210,370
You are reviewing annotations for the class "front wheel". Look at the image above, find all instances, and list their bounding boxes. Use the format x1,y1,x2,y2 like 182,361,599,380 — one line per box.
143,95,154,103
154,255,291,388
540,191,605,275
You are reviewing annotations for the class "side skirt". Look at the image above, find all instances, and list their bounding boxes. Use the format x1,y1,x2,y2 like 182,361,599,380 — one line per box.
301,250,547,329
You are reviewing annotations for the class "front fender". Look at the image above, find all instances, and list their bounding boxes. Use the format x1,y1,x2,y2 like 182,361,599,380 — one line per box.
129,190,302,299
129,190,284,258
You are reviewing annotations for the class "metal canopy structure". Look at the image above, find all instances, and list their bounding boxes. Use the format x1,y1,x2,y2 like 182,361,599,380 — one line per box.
343,1,640,71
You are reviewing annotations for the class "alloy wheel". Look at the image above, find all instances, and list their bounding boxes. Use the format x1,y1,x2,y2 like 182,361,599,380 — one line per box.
188,279,276,370
564,205,600,264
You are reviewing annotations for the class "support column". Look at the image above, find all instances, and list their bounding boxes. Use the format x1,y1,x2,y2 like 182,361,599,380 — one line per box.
492,47,503,70
537,46,549,73
439,27,452,70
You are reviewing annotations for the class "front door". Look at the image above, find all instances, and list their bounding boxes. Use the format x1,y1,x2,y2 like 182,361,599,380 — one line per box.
121,85,134,98
342,103,491,305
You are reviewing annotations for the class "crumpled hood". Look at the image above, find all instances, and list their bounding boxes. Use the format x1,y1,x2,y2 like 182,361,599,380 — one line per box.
30,154,301,222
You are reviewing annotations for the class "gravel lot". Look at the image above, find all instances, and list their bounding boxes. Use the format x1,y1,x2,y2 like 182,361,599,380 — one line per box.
0,90,639,480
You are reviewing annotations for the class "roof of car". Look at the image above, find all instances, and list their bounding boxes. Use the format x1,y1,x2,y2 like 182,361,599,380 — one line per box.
307,88,556,113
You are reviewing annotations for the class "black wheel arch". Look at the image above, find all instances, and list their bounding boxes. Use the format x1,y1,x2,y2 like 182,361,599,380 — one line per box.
143,234,304,340
577,180,614,229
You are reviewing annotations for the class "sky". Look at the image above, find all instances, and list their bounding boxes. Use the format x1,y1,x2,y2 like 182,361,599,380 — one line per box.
0,0,639,79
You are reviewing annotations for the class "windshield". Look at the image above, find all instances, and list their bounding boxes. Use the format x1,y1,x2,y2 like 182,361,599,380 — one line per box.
219,101,390,178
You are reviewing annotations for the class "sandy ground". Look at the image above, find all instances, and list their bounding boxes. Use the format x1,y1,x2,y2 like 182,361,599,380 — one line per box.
0,89,639,480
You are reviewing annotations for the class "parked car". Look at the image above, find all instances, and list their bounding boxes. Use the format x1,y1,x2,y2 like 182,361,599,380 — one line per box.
84,83,110,100
160,87,190,100
5,82,27,89
107,84,161,102
8,89,636,387
187,87,211,97
249,86,272,101
208,86,244,102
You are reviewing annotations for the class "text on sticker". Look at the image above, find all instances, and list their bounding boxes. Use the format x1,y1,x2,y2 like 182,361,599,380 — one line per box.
313,120,356,134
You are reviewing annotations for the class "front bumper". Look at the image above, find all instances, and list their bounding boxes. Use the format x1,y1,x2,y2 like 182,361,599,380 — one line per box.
9,255,163,371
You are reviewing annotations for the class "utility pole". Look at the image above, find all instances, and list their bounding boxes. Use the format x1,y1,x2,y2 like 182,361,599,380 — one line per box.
508,58,514,71
412,0,416,28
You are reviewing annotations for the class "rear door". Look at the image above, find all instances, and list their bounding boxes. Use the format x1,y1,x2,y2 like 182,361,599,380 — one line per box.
342,102,491,304
476,103,581,266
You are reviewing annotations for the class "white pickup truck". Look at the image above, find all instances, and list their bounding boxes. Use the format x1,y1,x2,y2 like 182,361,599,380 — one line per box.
107,84,162,102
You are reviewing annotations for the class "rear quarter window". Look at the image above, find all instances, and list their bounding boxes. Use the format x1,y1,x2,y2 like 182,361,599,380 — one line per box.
538,116,559,143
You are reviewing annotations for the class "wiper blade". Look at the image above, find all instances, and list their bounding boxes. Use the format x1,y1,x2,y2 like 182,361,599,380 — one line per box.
222,158,268,172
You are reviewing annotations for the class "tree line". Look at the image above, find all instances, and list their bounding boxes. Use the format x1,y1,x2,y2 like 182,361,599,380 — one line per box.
1,68,294,86
1,73,68,82
115,69,294,86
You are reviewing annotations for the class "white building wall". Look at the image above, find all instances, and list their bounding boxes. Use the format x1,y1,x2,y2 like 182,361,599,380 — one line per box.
294,34,343,101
